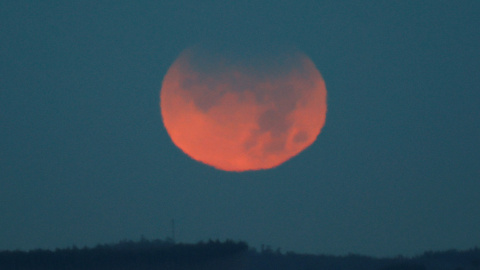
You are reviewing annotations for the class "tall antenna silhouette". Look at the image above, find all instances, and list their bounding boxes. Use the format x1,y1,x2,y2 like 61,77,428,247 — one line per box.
171,219,175,243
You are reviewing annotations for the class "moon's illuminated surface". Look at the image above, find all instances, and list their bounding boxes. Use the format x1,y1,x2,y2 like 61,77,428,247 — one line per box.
160,45,327,171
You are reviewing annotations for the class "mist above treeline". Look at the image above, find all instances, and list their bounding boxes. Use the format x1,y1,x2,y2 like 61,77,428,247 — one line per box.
0,238,478,270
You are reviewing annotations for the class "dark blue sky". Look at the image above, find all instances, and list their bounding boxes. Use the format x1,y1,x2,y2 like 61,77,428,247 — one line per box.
1,1,479,257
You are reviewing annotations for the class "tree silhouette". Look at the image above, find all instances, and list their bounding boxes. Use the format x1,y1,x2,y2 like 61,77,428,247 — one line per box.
0,239,478,270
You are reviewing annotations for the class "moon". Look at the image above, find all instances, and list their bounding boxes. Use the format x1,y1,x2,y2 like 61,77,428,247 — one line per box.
160,44,327,172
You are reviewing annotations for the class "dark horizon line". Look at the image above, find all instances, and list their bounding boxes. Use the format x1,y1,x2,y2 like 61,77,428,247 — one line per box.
1,237,478,260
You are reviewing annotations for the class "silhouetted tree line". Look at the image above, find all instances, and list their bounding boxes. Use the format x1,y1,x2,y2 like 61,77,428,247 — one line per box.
0,239,478,270
0,239,248,270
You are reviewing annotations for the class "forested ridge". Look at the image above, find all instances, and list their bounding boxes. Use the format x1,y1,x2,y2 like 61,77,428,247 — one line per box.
0,239,478,270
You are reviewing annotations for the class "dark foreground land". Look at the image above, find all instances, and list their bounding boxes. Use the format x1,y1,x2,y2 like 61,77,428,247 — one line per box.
0,239,478,270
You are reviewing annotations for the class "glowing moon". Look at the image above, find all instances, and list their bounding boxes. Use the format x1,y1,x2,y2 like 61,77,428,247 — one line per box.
160,45,327,172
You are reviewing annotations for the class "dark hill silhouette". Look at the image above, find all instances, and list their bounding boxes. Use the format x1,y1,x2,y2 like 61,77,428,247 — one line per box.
0,239,478,270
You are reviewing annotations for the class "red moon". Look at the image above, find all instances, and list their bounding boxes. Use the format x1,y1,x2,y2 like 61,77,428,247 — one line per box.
160,46,327,172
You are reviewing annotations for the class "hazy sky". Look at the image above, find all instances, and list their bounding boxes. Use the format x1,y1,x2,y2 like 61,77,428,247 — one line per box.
1,1,479,257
